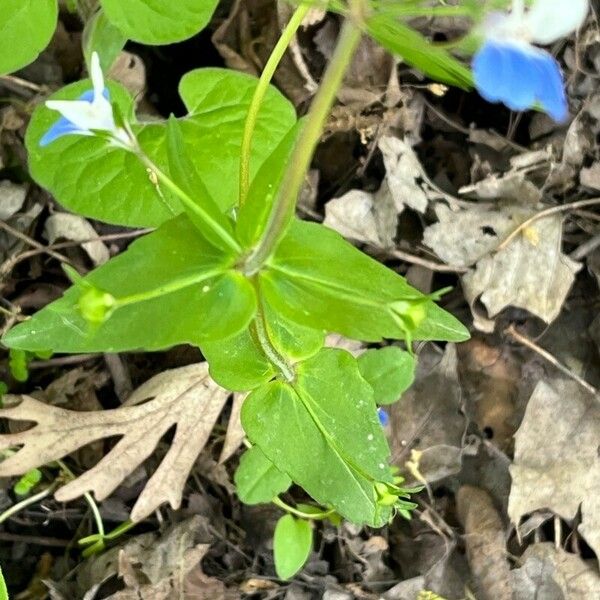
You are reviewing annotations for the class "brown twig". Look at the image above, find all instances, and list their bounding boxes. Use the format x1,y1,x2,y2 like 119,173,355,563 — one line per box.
0,228,151,278
28,354,101,369
505,324,599,397
390,248,468,273
0,531,70,548
0,220,71,266
0,74,46,94
497,198,600,252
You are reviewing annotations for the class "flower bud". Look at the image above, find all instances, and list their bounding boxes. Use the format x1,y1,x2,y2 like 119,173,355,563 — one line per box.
78,286,116,326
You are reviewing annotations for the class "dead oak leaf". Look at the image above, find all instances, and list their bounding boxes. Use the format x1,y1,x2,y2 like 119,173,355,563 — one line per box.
508,379,600,564
218,392,246,465
0,364,229,522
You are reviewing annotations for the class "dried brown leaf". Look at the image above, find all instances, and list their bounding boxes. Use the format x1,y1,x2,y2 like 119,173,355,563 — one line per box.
508,379,600,563
511,543,600,599
218,392,246,464
390,345,466,483
0,364,229,521
456,485,512,600
425,205,581,327
44,212,109,266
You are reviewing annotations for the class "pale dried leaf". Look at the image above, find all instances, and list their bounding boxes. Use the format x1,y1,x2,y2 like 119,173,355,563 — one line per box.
324,136,440,249
378,136,434,214
324,189,396,249
108,51,146,102
325,333,364,356
44,213,109,266
580,161,600,190
459,171,542,204
511,543,600,599
463,215,581,324
0,180,27,220
424,203,530,268
218,392,246,464
508,379,600,563
0,364,229,522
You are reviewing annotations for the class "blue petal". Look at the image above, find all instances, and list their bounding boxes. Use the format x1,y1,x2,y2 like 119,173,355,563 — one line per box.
39,117,85,146
378,407,390,427
473,41,568,122
39,88,111,147
530,52,568,122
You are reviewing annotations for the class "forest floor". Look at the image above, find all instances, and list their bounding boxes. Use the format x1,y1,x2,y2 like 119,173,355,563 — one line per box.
1,1,600,599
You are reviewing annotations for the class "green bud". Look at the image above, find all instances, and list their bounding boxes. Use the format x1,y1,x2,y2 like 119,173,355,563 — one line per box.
392,299,427,330
78,287,116,326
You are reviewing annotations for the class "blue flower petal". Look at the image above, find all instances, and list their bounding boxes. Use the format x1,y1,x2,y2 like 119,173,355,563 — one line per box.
39,117,84,146
473,41,568,122
531,52,568,122
40,88,111,147
378,407,390,427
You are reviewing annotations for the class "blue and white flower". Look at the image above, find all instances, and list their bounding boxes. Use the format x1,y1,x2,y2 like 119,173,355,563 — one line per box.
473,0,589,122
40,52,134,149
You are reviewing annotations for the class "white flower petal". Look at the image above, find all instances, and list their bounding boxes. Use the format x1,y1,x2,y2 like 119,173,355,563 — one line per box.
45,100,97,133
90,51,105,101
525,0,589,44
91,95,117,131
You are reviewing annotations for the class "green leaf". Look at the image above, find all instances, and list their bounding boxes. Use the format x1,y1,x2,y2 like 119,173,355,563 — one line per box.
260,220,470,343
178,68,297,213
8,349,30,382
165,115,237,252
358,347,415,405
366,16,473,89
2,216,256,353
0,565,7,600
273,515,313,580
0,0,58,75
262,299,324,362
14,468,43,496
83,9,128,72
235,446,291,505
26,69,296,228
242,348,394,526
201,325,276,391
236,121,303,248
100,0,218,44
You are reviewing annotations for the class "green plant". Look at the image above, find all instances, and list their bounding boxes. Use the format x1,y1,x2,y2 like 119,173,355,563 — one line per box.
0,0,484,580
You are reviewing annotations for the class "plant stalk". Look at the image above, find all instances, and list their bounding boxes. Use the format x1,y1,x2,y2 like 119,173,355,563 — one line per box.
136,152,242,254
243,9,364,274
239,1,312,205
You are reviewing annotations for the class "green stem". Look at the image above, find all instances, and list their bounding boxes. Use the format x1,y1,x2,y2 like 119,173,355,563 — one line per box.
273,496,335,520
137,152,241,254
57,459,105,539
243,9,364,274
253,305,295,382
239,2,312,205
247,276,295,381
113,267,226,308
